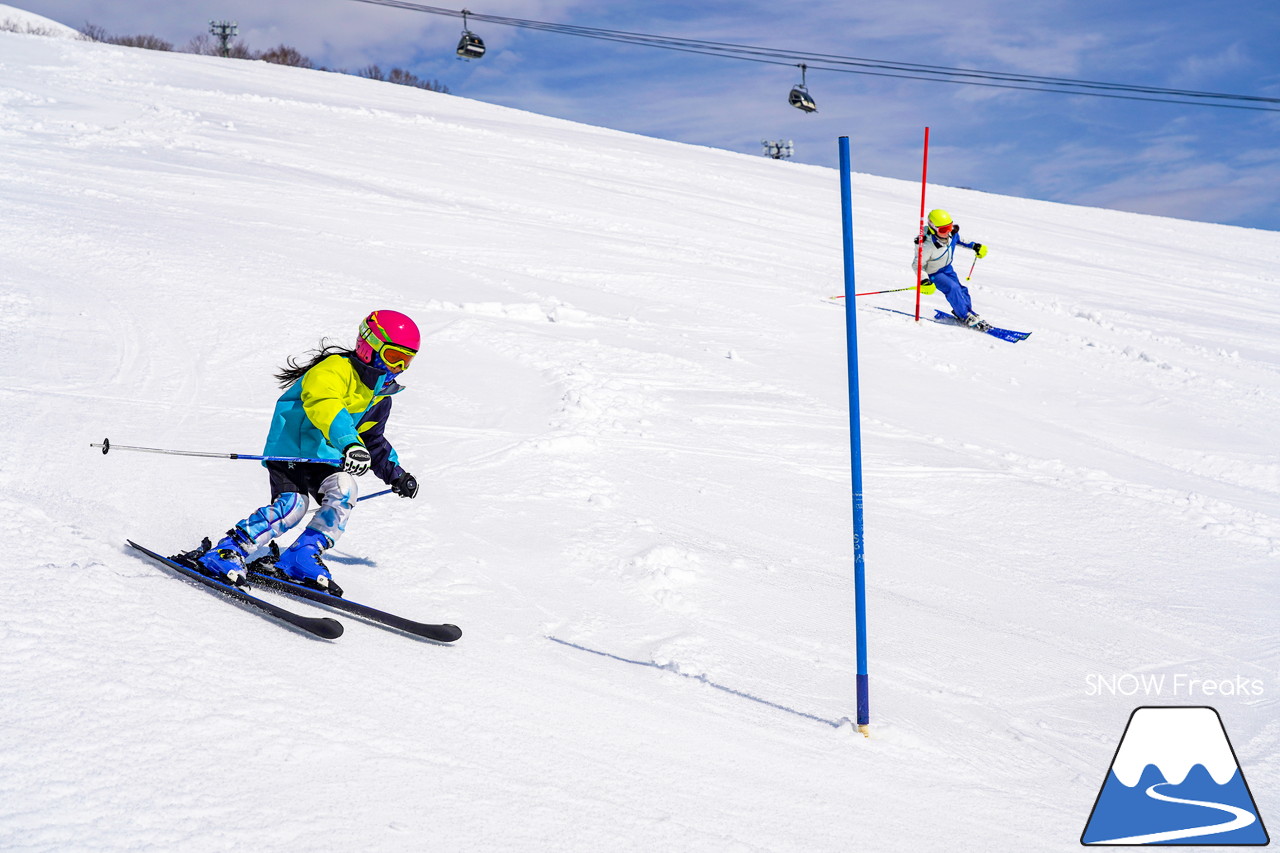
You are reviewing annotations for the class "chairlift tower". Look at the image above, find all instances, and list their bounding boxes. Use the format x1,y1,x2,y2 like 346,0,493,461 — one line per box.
209,20,238,58
762,140,794,160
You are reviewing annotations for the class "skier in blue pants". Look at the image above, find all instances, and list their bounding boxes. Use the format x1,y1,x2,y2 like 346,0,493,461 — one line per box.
913,209,991,330
186,310,422,597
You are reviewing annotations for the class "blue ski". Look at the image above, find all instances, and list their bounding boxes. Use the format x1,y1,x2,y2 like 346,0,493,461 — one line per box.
126,540,344,639
932,310,1031,343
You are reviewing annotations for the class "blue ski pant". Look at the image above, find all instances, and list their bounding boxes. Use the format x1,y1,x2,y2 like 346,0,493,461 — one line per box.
234,465,358,552
929,265,974,318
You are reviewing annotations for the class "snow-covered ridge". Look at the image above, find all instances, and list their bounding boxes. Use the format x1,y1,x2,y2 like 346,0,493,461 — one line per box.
0,3,80,38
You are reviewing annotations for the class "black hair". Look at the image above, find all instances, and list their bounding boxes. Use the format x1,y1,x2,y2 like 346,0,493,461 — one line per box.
275,339,358,389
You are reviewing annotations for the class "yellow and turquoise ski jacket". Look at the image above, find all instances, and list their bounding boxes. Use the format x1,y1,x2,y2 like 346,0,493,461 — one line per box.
263,353,404,482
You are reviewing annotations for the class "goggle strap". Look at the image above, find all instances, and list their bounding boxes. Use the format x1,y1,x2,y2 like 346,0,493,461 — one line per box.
361,324,418,357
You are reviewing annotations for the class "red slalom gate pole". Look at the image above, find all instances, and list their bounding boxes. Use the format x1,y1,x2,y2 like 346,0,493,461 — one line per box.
914,127,930,322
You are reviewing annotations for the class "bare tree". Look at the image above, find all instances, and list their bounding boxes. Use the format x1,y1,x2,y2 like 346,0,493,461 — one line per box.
225,40,254,59
113,34,173,51
258,44,313,68
359,65,449,93
78,23,171,50
185,33,213,54
185,32,252,58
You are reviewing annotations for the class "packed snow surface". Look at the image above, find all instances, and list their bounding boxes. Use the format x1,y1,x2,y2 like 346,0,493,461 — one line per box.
0,3,78,38
1,20,1277,853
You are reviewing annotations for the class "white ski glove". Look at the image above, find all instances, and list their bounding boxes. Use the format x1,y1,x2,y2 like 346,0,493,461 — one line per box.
342,443,372,476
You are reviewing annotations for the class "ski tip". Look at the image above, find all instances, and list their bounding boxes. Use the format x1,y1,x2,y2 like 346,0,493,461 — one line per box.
313,618,344,640
438,625,462,643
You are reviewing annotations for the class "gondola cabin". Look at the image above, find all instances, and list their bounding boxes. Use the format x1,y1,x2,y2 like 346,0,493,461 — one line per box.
457,32,486,59
788,85,817,113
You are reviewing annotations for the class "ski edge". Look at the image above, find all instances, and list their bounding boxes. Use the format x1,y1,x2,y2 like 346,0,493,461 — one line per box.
126,540,344,639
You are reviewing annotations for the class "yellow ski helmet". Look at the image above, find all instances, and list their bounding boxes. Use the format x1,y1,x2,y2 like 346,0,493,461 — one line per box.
926,208,955,237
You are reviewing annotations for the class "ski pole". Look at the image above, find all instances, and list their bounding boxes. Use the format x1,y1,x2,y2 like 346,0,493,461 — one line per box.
358,488,394,502
965,257,978,281
91,437,339,466
830,286,918,299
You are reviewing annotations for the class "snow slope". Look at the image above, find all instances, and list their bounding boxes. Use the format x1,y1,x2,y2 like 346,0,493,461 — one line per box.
0,3,78,38
1,23,1277,853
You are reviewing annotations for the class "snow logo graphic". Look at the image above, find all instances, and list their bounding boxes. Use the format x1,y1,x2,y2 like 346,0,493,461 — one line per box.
1082,706,1269,846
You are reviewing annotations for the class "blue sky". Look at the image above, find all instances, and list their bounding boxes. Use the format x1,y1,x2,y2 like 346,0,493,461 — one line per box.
16,0,1280,231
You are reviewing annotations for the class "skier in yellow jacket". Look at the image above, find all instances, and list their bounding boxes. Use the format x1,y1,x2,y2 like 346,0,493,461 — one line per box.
185,310,420,595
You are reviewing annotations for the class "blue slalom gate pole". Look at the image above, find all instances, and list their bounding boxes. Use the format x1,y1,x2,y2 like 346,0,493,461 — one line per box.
838,137,870,737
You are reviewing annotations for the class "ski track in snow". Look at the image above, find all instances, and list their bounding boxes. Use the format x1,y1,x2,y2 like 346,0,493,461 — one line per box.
0,20,1277,853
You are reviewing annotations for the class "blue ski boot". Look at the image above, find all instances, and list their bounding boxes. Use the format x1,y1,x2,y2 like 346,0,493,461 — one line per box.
275,528,343,597
194,529,251,587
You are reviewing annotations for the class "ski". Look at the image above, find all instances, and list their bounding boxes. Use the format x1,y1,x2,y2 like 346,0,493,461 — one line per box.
126,540,344,639
932,309,1031,343
246,561,462,643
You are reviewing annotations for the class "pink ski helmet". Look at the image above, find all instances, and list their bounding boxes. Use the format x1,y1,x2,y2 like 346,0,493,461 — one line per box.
356,310,420,373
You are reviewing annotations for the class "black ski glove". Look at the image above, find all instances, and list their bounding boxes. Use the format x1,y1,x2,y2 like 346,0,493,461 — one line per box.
391,471,419,499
